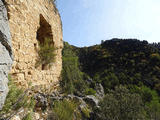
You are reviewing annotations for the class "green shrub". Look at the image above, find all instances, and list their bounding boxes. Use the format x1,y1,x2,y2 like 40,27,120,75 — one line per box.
61,42,88,94
27,96,36,110
36,37,56,68
0,75,35,117
0,75,24,114
81,107,91,118
150,53,160,62
53,99,80,120
22,112,32,120
85,88,96,95
97,86,145,120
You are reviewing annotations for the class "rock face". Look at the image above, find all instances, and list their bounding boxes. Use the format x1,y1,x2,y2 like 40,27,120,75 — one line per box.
0,0,13,110
5,0,63,90
95,83,104,99
83,95,99,107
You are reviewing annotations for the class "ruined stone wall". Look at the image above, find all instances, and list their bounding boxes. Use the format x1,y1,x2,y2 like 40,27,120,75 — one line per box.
5,0,63,90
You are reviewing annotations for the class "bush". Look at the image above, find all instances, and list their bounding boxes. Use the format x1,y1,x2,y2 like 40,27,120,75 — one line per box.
36,37,56,68
97,86,145,120
0,75,25,114
53,99,80,120
61,42,88,94
81,107,91,118
22,112,32,120
150,53,160,61
85,88,96,95
0,75,35,118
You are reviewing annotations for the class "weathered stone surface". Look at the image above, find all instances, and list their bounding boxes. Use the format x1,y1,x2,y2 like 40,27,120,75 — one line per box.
83,95,99,107
95,83,104,99
5,0,63,90
34,112,40,120
34,93,48,111
10,115,21,120
0,0,13,110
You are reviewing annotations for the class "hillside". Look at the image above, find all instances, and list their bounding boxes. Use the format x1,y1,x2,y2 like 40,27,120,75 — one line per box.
61,39,160,119
75,39,160,93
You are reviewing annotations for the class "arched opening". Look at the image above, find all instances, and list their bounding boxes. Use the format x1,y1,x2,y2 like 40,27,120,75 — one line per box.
37,14,53,45
36,14,55,70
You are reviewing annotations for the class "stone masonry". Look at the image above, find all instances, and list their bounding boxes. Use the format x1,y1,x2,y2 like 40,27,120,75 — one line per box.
5,0,63,90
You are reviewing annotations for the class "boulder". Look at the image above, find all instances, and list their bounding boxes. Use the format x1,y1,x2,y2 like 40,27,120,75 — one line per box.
34,112,40,120
10,115,21,120
0,0,13,110
34,93,48,111
83,95,99,107
95,83,105,99
50,91,63,101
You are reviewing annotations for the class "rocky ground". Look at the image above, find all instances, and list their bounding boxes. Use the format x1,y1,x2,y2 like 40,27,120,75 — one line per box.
0,83,104,120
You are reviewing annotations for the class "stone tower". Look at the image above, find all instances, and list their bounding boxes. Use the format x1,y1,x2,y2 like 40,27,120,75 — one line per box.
5,0,63,90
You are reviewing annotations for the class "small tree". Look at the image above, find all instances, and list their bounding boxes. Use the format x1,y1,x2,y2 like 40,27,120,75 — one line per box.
97,86,145,120
36,37,56,69
61,42,87,94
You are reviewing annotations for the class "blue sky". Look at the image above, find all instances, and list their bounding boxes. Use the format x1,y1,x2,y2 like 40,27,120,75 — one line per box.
57,0,160,47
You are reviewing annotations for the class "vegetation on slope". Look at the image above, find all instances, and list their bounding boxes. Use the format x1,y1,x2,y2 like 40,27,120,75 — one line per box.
75,39,160,94
61,42,95,95
52,99,80,120
61,39,160,119
2,39,160,119
97,86,145,120
0,75,36,119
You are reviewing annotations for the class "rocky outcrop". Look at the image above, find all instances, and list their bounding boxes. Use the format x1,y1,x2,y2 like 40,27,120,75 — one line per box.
34,93,48,111
5,0,63,90
95,83,104,99
83,95,99,107
0,0,13,110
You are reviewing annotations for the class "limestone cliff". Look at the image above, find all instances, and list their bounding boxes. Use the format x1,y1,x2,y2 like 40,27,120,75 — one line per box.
5,0,63,90
0,0,13,110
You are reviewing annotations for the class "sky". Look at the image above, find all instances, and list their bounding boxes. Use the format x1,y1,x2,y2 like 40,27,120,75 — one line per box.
57,0,160,47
